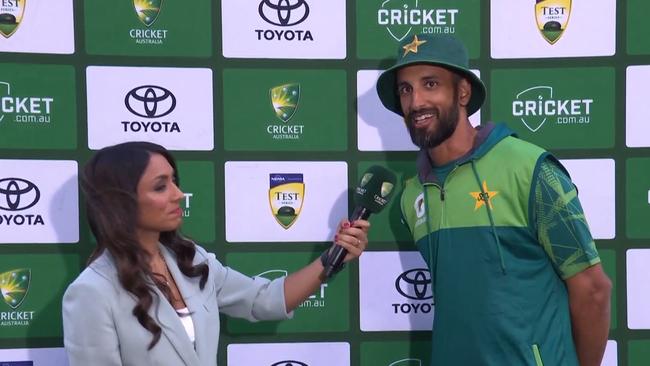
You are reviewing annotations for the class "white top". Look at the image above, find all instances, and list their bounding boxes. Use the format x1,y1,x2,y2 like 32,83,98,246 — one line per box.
176,307,195,344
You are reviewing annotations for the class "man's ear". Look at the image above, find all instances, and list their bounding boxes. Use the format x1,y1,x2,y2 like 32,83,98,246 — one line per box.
458,78,472,107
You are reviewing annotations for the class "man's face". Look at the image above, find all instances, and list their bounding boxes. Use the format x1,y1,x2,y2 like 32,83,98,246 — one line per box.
396,64,462,149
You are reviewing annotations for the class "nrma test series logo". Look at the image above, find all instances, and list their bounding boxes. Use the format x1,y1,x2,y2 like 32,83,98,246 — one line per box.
535,0,571,44
269,173,304,229
0,0,26,38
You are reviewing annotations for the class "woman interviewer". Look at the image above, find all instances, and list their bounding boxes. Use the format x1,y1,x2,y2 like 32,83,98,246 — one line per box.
62,141,369,366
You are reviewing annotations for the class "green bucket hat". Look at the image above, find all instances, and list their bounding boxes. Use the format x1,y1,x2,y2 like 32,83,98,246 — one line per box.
376,33,485,117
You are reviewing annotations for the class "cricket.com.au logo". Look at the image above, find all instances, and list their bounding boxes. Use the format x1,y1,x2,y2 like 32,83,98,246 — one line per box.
130,0,168,45
255,0,313,42
0,82,54,125
0,177,45,226
535,0,571,45
512,85,593,132
389,359,423,366
0,268,34,327
181,192,193,218
122,85,181,134
377,0,459,42
257,269,328,308
269,174,304,229
0,0,25,38
392,268,433,315
266,83,305,140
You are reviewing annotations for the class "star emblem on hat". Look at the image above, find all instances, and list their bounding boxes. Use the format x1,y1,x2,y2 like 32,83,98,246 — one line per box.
402,35,427,57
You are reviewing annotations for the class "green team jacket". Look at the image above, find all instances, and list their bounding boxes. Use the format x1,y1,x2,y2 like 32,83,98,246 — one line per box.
400,123,580,366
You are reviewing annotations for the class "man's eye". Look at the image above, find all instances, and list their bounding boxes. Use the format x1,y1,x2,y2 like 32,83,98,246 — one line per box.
154,185,166,192
398,86,411,95
425,81,438,88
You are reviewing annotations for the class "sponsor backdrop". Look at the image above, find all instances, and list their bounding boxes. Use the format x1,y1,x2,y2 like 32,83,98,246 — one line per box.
0,0,647,365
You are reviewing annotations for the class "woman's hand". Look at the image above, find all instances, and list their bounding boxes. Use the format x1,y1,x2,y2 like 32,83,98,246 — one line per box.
332,219,370,263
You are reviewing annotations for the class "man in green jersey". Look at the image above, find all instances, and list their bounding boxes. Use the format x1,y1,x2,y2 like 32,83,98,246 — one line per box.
376,33,611,366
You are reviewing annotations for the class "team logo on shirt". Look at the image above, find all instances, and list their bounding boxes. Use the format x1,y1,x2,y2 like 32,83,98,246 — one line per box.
0,0,25,38
469,181,499,211
414,193,425,218
535,0,571,44
269,173,304,229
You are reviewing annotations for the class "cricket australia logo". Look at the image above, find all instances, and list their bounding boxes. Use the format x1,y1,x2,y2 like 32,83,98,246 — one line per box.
270,83,300,123
134,0,162,27
267,83,304,140
269,173,304,229
0,0,25,38
0,268,30,310
535,0,571,44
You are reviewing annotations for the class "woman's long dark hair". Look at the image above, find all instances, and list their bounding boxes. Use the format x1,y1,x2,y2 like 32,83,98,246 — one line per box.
81,141,209,349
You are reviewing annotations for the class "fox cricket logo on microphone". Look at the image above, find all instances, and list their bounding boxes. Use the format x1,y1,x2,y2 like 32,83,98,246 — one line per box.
535,0,571,44
269,173,304,229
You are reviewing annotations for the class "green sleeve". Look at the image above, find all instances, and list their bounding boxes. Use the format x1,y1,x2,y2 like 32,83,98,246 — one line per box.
532,158,600,279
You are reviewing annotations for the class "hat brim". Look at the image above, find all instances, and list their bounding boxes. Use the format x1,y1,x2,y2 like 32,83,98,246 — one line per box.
376,60,486,118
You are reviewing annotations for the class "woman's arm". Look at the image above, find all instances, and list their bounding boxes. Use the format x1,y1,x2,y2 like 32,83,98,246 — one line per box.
283,219,370,312
62,278,123,366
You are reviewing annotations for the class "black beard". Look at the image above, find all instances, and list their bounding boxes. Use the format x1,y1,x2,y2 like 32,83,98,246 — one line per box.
406,103,459,149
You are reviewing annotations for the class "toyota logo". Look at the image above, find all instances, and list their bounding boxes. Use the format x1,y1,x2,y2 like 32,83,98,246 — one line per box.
124,85,176,118
395,268,433,300
271,361,308,366
0,178,41,211
259,0,309,26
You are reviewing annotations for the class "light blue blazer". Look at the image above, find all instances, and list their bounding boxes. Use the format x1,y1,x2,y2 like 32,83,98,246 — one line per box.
62,245,291,366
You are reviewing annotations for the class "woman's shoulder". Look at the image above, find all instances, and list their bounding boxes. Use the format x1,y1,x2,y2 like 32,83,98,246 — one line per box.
65,251,119,296
188,243,225,272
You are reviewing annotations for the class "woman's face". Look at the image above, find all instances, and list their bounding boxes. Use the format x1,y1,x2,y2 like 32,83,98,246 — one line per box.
135,153,184,234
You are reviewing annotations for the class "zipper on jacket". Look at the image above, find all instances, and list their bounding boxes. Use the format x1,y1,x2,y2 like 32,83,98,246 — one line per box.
469,160,507,274
422,183,441,301
531,344,544,366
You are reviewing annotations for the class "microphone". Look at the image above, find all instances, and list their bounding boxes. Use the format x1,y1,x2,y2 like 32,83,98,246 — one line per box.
323,165,397,279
